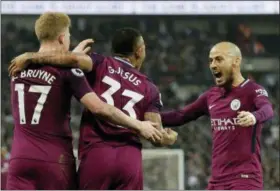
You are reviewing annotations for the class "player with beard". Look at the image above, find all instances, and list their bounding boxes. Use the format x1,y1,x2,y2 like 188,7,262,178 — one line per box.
160,42,274,190
7,14,162,190
9,27,178,190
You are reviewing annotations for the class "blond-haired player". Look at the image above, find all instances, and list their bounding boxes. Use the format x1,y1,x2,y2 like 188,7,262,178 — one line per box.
7,12,162,190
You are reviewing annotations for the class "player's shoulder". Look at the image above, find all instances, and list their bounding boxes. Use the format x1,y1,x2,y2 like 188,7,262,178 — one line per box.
41,65,85,80
245,80,265,89
208,86,221,92
204,86,221,96
27,64,61,74
245,80,269,97
18,64,63,80
11,65,67,86
145,78,160,92
89,52,106,64
44,65,84,77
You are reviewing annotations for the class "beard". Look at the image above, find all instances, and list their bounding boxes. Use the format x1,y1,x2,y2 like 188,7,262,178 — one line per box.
222,71,234,89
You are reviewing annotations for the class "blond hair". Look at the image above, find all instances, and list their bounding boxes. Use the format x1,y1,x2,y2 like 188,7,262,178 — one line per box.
35,12,71,42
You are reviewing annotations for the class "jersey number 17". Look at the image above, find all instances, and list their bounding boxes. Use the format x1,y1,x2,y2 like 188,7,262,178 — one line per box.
14,84,51,125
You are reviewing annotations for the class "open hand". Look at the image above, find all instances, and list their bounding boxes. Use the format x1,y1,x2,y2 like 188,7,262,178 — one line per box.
8,52,33,76
237,111,256,127
73,39,94,54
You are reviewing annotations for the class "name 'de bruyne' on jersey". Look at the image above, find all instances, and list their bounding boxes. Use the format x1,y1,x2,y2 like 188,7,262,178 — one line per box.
12,69,56,85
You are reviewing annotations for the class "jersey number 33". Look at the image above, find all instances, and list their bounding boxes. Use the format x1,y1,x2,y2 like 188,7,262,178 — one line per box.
101,76,144,119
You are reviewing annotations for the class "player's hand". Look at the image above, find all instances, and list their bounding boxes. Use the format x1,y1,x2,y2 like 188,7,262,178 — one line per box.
237,111,256,127
8,52,33,76
73,39,94,54
160,128,178,146
138,121,162,142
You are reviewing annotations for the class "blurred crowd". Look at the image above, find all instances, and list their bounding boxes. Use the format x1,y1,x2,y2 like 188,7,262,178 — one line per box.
1,15,279,189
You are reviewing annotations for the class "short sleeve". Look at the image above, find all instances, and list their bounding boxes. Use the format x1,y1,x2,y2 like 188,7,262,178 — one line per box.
64,68,93,100
146,84,163,113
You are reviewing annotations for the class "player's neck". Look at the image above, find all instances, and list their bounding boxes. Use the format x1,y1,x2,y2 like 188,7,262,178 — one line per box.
127,57,141,70
115,55,140,70
38,41,64,53
232,73,245,87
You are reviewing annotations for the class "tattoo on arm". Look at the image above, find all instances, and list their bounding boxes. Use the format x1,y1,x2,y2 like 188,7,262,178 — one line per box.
30,52,78,67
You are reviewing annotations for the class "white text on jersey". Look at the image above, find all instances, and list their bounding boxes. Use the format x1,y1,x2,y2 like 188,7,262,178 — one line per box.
108,66,142,86
211,118,239,131
12,69,56,85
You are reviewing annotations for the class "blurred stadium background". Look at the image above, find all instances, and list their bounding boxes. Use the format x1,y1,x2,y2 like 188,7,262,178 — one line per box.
1,1,279,190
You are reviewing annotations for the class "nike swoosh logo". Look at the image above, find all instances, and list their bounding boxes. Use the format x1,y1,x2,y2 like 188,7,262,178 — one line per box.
209,104,216,110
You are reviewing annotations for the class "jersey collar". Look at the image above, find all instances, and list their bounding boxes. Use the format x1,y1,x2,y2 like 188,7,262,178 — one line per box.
239,79,250,88
113,57,134,68
221,79,250,96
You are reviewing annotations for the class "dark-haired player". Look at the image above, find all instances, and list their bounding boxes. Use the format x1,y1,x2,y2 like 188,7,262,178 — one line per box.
161,42,274,190
7,14,162,190
9,27,177,190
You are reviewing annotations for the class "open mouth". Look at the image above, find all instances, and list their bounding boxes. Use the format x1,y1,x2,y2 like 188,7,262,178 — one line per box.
213,72,222,78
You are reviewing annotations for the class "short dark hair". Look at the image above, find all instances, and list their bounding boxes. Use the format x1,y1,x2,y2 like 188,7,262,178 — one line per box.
111,27,142,56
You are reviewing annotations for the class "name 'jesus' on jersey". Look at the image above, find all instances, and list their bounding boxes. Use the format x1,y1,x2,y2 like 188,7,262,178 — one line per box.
79,53,162,156
10,65,92,164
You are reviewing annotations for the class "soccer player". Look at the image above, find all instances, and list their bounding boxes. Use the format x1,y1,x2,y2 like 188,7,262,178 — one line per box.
7,13,162,190
160,42,274,190
10,27,178,190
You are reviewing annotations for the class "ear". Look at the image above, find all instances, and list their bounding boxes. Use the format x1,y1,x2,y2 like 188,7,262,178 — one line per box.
134,47,142,59
235,57,242,66
58,34,64,45
232,57,241,68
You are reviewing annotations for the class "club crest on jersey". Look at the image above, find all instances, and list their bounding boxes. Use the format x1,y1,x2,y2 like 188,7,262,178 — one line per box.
230,99,241,111
71,68,84,77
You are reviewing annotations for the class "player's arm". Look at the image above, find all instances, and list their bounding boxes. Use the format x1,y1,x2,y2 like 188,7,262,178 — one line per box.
8,51,93,76
67,69,162,142
161,92,208,127
237,85,274,126
35,52,93,72
8,39,95,76
144,112,177,146
144,87,177,146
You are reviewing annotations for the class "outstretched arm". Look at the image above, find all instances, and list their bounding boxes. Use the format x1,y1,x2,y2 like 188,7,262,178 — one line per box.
161,92,208,127
144,112,177,146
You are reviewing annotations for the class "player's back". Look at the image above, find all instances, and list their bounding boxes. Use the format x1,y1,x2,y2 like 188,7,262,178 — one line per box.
10,64,74,164
79,54,160,155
